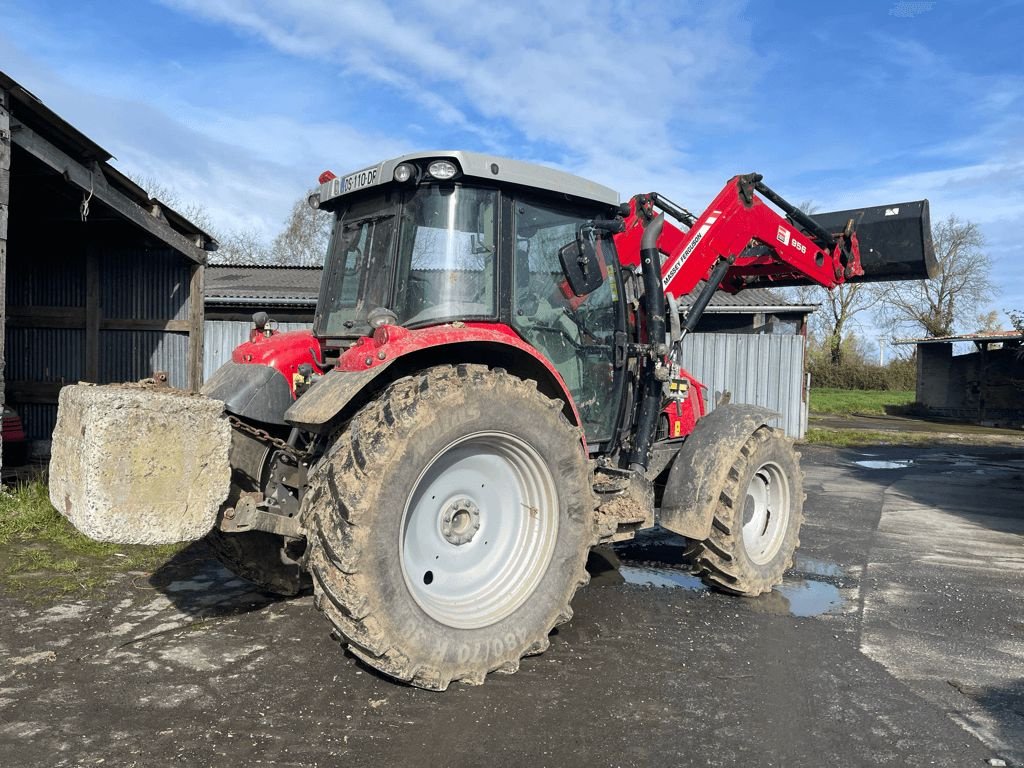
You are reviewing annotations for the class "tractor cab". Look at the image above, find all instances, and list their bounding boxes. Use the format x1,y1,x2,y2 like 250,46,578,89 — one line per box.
310,152,629,446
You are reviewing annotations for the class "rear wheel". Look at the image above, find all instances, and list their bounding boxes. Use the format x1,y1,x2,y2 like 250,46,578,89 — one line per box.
303,364,595,690
689,426,803,596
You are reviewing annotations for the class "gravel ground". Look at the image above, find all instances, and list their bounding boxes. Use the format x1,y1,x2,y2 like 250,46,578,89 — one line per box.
1,443,1021,767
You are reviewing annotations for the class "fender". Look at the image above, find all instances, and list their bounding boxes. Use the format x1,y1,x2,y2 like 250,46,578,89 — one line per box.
658,404,780,540
202,361,295,426
202,329,324,426
285,323,581,434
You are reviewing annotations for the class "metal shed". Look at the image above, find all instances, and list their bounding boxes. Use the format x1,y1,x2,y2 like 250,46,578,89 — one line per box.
678,287,816,438
203,265,320,381
1,72,216,455
894,331,1024,427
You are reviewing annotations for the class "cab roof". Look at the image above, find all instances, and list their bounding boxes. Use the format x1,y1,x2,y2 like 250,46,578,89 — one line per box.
319,150,620,209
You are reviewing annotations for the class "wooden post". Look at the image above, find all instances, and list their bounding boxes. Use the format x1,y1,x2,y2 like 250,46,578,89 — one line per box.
188,263,205,391
85,247,100,382
0,87,10,469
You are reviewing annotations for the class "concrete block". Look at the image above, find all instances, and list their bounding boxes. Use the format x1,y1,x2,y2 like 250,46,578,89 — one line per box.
49,384,232,545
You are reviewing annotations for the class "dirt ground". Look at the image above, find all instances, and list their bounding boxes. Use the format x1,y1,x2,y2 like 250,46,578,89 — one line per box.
1,443,1022,767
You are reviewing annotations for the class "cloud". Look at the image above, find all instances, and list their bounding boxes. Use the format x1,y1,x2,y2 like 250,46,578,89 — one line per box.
2,0,1021,325
888,2,935,19
160,0,757,191
0,20,411,239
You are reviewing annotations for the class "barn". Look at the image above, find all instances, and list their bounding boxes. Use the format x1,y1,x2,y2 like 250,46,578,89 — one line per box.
1,72,215,466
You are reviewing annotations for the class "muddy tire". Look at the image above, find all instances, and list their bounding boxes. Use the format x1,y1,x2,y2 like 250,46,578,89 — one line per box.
206,528,304,596
303,364,595,690
689,426,802,596
205,428,304,596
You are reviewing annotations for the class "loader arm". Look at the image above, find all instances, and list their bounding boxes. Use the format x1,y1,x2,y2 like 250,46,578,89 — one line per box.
614,173,932,300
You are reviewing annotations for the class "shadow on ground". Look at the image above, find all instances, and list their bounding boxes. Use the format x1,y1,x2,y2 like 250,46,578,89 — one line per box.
146,539,294,619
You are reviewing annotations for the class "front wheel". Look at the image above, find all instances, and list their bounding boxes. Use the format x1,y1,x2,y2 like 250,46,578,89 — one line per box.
688,426,803,596
303,364,596,690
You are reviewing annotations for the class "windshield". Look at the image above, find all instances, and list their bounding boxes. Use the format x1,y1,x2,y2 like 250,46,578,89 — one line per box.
315,185,498,337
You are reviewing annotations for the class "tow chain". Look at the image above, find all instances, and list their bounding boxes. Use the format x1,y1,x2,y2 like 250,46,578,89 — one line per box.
227,414,313,459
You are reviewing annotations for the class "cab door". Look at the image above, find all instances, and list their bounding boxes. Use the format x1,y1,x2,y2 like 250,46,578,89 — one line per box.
510,197,626,449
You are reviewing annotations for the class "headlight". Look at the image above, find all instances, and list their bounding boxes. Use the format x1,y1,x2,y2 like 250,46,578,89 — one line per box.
394,163,416,183
427,160,458,180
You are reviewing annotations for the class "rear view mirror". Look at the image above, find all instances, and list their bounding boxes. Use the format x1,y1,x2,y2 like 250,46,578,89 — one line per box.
559,237,604,296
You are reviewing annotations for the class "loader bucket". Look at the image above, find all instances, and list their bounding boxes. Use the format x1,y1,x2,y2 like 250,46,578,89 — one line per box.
811,199,937,282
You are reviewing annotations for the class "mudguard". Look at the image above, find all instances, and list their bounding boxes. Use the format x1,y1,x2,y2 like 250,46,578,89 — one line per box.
285,323,582,435
658,404,779,540
202,361,294,426
284,364,393,433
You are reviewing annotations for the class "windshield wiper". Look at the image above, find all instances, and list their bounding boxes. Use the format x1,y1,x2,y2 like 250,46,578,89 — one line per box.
342,213,395,231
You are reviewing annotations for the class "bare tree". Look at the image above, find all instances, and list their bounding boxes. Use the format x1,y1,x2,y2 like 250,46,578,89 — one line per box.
210,230,271,265
125,173,216,236
818,283,882,364
270,193,331,266
783,201,880,364
125,172,328,267
874,214,994,338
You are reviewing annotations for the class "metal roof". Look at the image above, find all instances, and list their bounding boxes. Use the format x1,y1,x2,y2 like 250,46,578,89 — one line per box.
0,70,216,255
678,284,817,313
205,265,322,306
893,330,1024,345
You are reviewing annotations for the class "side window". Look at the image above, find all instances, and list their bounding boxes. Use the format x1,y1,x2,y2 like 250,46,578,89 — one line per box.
336,218,371,306
512,200,621,444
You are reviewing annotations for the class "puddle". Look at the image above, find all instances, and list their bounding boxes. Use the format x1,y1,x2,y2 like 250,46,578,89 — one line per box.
619,566,706,591
615,563,846,617
165,579,215,593
854,459,914,469
792,555,844,578
774,581,844,617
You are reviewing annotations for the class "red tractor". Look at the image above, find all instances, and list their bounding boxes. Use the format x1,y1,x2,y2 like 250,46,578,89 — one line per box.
54,151,935,690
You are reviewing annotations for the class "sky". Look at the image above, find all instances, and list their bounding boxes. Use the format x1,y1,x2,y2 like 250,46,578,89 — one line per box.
1,0,1022,338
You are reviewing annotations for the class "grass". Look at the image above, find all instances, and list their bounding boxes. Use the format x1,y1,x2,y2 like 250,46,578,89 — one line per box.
0,479,184,602
800,427,939,448
809,388,915,416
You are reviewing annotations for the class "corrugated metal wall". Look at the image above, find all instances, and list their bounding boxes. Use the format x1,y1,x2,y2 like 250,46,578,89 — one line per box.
6,247,193,440
102,250,190,321
677,333,807,438
100,331,190,390
203,320,313,381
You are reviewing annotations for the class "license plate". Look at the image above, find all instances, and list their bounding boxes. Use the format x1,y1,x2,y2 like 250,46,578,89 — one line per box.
342,165,381,194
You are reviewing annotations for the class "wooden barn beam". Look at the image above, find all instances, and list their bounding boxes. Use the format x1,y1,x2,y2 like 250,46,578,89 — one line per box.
5,306,192,333
188,263,205,391
8,118,207,265
84,248,100,381
1,86,10,469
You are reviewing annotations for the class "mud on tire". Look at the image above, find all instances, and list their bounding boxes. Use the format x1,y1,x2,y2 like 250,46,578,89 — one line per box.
303,364,596,690
689,426,803,596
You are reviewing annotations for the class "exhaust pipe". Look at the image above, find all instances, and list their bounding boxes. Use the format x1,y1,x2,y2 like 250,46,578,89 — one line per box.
629,214,666,473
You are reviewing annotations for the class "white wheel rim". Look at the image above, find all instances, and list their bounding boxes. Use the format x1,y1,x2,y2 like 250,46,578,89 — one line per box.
741,460,791,565
400,431,559,629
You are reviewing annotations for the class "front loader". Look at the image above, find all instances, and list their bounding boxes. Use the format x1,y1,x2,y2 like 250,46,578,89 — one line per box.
50,151,935,690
